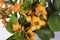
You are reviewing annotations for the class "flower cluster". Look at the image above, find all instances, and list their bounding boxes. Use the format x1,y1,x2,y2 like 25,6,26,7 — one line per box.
1,0,58,40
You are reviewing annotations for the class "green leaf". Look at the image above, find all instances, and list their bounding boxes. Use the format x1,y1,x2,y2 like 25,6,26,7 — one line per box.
47,0,55,14
14,13,17,18
6,14,18,33
7,31,26,40
40,0,46,6
7,30,26,40
41,27,54,38
30,0,39,4
36,26,54,40
4,0,17,5
21,1,31,10
48,14,60,31
53,0,60,11
0,11,7,18
30,0,33,4
36,30,49,40
54,11,60,15
7,35,16,40
15,30,26,40
17,30,26,40
18,14,26,25
18,14,31,28
10,14,18,24
31,0,39,6
6,22,13,33
21,0,39,10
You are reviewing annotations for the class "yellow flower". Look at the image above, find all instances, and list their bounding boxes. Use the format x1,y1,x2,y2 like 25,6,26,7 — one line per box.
21,10,32,22
22,10,32,16
26,16,31,22
20,0,24,5
21,10,27,16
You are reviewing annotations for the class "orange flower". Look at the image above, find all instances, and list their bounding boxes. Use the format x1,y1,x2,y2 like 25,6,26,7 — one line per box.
27,10,32,15
27,26,36,33
5,10,10,15
40,21,46,26
26,32,35,40
35,5,47,18
0,14,3,19
29,32,35,40
42,10,47,16
31,25,41,31
5,4,9,9
27,16,41,33
1,4,9,11
12,23,21,31
21,26,24,30
0,0,4,7
2,19,7,27
10,4,20,12
31,16,40,26
43,15,47,20
27,25,41,33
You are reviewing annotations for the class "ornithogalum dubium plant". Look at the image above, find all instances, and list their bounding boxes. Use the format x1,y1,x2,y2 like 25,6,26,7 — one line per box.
0,0,60,40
